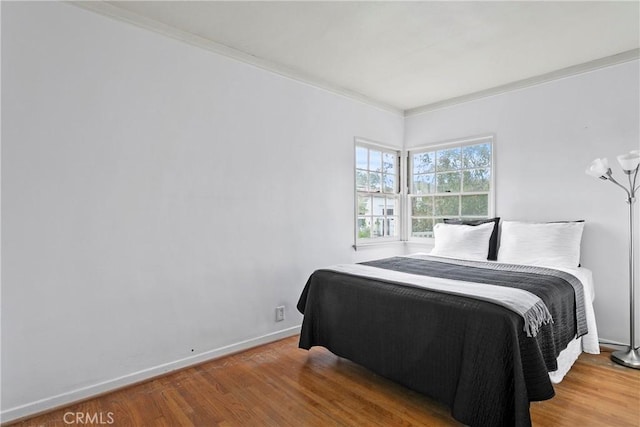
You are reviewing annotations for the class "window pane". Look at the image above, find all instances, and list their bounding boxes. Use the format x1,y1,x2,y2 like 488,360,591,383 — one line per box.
412,196,433,216
436,147,461,171
413,174,435,194
412,218,434,237
463,169,491,192
369,172,382,191
371,217,385,237
435,195,459,216
462,143,491,168
385,197,398,216
372,196,386,215
358,217,371,238
357,195,371,215
436,172,461,193
356,146,368,170
383,152,396,174
384,217,398,237
413,152,435,174
355,142,400,242
369,150,382,172
356,170,368,190
383,174,396,193
461,195,488,216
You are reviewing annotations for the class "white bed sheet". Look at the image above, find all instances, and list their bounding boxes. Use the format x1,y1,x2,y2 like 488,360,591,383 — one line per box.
547,265,599,383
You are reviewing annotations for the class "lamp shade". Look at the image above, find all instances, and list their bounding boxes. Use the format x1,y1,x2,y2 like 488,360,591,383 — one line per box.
617,151,640,171
585,158,609,178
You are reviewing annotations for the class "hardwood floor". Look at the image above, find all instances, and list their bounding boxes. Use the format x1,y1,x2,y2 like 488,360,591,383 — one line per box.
8,337,640,426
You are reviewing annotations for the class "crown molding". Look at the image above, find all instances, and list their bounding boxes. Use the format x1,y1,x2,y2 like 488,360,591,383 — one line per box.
66,2,639,120
68,1,404,117
405,48,640,117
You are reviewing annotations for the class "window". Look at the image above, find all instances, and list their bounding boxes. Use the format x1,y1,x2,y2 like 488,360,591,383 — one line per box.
409,137,493,239
353,135,494,246
355,140,400,243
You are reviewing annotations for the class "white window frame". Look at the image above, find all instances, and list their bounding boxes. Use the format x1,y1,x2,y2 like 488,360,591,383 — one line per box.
406,135,495,242
354,138,402,248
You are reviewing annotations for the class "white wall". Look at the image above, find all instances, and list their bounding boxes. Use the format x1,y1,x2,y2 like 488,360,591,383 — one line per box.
0,2,404,420
405,60,640,347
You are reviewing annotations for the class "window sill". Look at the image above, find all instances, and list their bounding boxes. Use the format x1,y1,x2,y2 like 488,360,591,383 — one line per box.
352,239,439,252
352,240,404,251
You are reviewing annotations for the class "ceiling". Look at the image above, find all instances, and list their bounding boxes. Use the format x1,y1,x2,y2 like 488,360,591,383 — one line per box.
80,1,639,114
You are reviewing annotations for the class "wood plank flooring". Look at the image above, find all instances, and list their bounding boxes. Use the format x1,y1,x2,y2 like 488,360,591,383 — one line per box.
8,336,640,426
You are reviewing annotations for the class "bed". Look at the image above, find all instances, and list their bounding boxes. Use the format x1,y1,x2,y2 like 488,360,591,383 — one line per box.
296,221,599,427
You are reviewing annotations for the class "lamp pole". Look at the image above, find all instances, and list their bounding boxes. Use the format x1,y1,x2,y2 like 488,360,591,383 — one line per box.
609,172,639,368
587,151,640,369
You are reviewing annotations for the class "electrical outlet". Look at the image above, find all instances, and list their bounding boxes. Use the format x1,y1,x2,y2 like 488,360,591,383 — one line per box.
275,306,285,322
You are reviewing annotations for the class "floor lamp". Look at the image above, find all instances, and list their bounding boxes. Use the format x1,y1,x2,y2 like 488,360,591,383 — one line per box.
586,150,640,369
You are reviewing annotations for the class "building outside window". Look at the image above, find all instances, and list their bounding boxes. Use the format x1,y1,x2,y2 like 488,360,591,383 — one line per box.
355,140,401,243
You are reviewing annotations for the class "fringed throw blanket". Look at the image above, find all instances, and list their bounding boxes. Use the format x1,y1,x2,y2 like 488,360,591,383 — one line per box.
327,262,553,337
360,254,587,338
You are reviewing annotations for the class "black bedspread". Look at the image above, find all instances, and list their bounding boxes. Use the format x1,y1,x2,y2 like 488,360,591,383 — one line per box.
296,256,583,427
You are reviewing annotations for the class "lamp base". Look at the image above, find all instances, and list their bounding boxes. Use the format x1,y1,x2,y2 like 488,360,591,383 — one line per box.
611,347,640,369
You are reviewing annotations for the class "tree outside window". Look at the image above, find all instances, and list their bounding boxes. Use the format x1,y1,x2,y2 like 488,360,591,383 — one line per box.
409,139,493,238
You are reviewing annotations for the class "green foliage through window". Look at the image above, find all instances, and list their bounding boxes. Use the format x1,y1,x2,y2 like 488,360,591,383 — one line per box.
409,140,493,238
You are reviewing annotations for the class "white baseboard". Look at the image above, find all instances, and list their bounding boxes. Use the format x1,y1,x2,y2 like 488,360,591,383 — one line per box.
598,338,629,351
1,325,301,424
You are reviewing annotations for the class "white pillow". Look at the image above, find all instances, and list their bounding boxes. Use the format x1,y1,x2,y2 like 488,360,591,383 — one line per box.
430,222,495,261
497,221,585,268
